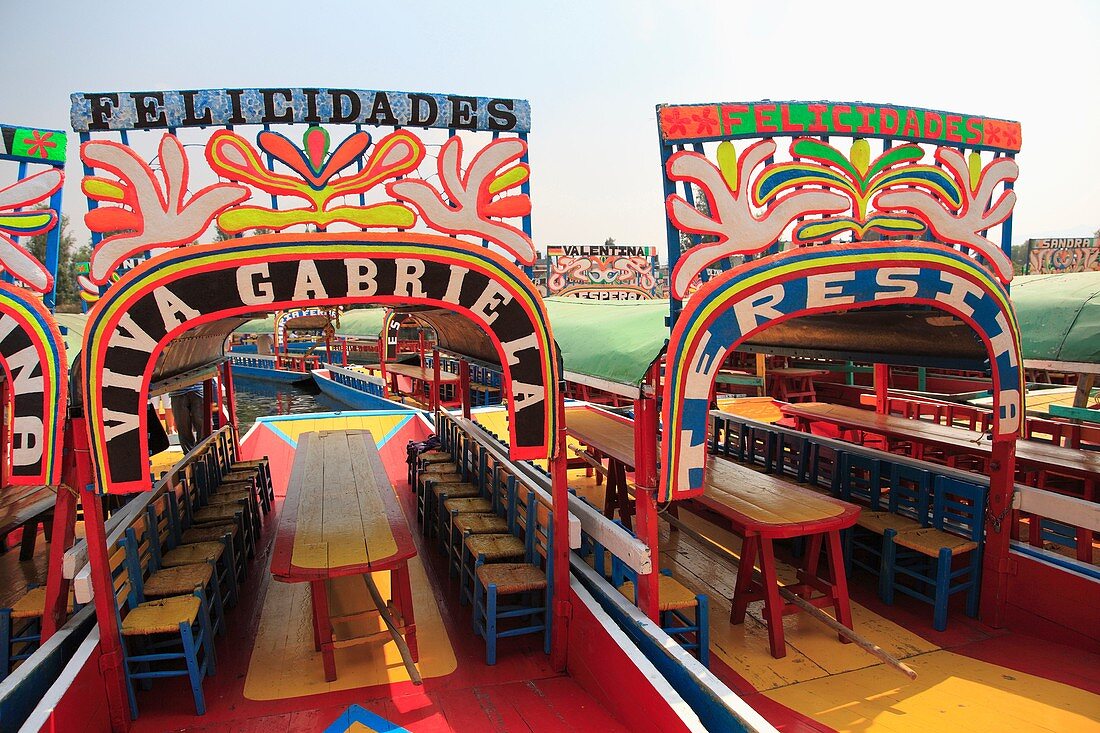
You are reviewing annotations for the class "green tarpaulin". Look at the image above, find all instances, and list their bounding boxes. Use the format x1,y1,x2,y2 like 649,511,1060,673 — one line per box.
545,297,668,389
1012,272,1100,365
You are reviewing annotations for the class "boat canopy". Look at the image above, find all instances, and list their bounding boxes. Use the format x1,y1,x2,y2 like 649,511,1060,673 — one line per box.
334,308,386,340
1012,272,1100,369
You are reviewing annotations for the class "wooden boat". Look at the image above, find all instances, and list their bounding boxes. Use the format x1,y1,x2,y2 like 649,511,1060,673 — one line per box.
0,89,1096,733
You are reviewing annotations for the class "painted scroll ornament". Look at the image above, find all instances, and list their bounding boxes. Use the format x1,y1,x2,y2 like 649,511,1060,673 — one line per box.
0,169,64,293
82,134,250,284
874,148,1018,282
666,139,848,298
388,136,535,265
207,126,424,233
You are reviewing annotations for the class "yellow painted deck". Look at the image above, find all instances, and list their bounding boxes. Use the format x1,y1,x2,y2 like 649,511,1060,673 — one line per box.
245,557,456,700
262,413,413,447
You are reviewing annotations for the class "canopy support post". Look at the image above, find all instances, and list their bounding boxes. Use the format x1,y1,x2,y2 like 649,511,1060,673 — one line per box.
203,377,215,434
41,424,81,639
550,398,571,673
634,362,661,622
459,359,471,420
873,363,889,413
222,361,240,454
76,416,132,730
432,348,441,415
982,438,1016,628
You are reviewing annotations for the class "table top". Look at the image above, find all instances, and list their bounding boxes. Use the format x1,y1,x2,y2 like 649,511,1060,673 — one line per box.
782,402,1100,479
768,368,829,378
699,457,859,536
565,405,636,467
272,430,416,582
382,363,461,383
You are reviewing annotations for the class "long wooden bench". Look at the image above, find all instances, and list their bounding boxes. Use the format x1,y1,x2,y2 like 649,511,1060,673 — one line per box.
271,429,418,682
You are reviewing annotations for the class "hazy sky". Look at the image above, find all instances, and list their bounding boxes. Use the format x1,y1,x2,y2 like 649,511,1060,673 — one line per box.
1,0,1097,250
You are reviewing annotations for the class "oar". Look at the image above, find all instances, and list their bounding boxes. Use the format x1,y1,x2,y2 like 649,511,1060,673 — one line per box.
361,574,422,685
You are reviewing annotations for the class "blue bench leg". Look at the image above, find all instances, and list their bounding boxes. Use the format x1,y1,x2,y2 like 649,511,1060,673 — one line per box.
697,595,710,669
486,585,498,666
882,530,898,606
966,552,982,619
933,548,952,632
179,622,207,716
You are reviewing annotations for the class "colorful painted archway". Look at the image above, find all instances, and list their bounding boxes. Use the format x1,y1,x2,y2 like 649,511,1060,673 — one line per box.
82,232,559,494
660,242,1024,499
0,283,67,485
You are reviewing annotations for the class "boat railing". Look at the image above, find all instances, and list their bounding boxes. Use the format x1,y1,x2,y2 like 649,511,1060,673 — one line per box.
229,353,280,370
322,362,387,396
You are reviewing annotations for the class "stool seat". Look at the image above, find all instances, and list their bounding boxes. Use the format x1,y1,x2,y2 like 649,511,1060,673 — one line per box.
476,563,546,594
455,514,509,535
144,564,214,598
419,450,452,464
431,482,480,500
192,505,243,524
10,587,72,620
443,498,493,514
617,575,699,612
894,528,978,556
464,534,526,562
221,471,255,483
181,524,235,544
857,511,924,535
121,596,201,636
231,459,267,470
161,541,224,567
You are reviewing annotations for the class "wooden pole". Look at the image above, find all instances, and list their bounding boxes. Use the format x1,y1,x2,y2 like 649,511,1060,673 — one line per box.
666,512,917,680
361,574,422,685
873,364,889,414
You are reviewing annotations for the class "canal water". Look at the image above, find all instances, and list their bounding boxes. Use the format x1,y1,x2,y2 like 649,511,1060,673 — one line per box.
232,375,348,431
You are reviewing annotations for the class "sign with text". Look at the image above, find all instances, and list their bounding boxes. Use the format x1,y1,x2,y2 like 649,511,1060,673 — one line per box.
1026,237,1100,274
546,244,660,300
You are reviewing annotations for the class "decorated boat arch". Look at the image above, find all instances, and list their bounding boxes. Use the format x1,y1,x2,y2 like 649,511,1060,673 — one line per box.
656,99,1025,627
0,123,70,486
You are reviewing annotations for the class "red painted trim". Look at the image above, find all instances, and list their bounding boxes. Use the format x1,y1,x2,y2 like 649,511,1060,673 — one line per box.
41,478,78,640
566,584,692,733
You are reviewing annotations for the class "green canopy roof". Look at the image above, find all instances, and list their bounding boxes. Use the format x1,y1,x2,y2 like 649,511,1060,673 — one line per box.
336,308,386,339
1012,272,1100,366
546,297,668,392
234,315,275,336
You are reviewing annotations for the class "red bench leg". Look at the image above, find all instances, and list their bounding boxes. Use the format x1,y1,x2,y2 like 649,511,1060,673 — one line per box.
825,530,854,644
799,533,824,600
758,538,786,659
730,535,758,625
310,580,337,681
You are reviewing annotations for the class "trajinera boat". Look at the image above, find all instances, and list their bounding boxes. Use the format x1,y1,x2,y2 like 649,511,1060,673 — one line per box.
0,88,1096,733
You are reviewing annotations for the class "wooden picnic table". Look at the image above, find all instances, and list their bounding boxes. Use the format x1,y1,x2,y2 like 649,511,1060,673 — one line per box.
565,406,636,529
381,362,459,407
686,457,860,659
766,367,827,403
272,429,418,681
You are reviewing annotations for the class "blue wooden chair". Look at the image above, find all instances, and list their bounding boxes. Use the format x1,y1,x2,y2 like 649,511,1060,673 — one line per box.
459,481,530,607
148,497,239,609
883,476,986,631
113,530,217,717
472,503,552,665
838,454,884,507
0,585,76,681
847,464,932,598
612,556,710,668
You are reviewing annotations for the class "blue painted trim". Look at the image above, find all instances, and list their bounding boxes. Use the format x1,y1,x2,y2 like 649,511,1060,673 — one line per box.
324,703,410,733
228,364,305,384
1010,542,1100,582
